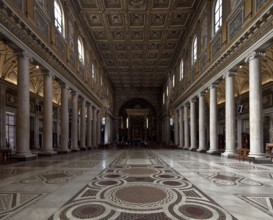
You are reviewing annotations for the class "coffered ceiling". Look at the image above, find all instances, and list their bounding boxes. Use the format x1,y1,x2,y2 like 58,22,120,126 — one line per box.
73,0,198,88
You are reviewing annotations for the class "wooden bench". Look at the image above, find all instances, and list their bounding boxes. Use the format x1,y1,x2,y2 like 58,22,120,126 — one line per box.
237,148,255,163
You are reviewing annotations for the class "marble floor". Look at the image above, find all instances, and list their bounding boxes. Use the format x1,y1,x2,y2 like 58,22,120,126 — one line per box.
0,149,273,220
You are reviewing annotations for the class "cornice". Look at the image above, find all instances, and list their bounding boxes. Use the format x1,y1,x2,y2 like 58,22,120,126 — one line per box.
0,4,104,108
174,4,273,108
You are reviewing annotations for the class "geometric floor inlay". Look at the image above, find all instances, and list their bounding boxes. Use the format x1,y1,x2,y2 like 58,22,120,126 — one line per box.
178,162,215,169
197,172,264,186
18,170,84,184
236,194,273,218
0,192,45,219
217,163,269,170
51,151,237,220
0,169,31,180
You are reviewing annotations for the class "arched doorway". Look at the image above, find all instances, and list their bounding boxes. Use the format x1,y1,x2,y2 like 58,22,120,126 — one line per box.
118,98,157,147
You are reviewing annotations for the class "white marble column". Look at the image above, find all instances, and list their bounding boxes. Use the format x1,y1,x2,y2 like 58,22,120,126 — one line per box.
222,72,237,157
190,98,197,151
39,72,56,156
14,52,36,160
207,84,219,154
184,104,189,149
174,109,179,146
80,98,87,150
246,52,265,158
179,107,184,148
87,103,92,149
0,86,6,148
58,83,70,153
34,100,40,150
71,91,79,151
97,110,101,146
92,106,97,148
197,92,206,152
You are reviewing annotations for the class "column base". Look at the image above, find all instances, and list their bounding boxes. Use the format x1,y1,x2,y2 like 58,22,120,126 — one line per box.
87,146,93,150
248,153,266,158
38,151,57,157
57,150,71,154
80,147,87,151
221,151,238,158
206,150,221,155
197,149,207,153
71,148,80,152
13,153,37,161
183,147,189,150
189,147,197,151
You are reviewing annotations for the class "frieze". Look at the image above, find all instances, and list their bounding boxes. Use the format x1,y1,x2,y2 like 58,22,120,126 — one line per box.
174,6,273,107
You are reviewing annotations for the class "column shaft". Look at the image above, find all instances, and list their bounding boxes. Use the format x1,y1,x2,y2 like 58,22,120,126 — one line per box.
248,52,264,157
179,108,184,148
184,104,189,149
40,73,56,156
174,110,179,145
59,85,70,153
80,99,86,150
87,104,92,149
207,85,219,154
92,107,97,148
71,92,79,151
14,52,36,159
190,99,197,150
222,73,236,157
197,93,206,152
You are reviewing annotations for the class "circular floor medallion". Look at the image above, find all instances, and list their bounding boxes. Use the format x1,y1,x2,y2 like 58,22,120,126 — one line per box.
179,204,213,219
72,204,105,218
104,183,176,211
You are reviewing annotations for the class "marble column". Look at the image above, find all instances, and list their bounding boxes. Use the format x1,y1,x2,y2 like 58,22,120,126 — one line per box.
190,98,197,151
92,106,97,148
87,103,92,149
0,86,6,148
34,98,40,149
97,110,101,146
174,109,179,146
71,91,79,151
246,52,265,158
58,83,70,153
222,72,237,157
56,107,60,147
179,107,184,148
39,72,56,156
184,104,189,149
80,98,87,150
197,92,206,152
207,84,219,154
14,52,36,160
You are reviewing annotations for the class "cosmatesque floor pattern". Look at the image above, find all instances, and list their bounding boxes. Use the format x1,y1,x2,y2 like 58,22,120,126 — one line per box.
0,149,273,219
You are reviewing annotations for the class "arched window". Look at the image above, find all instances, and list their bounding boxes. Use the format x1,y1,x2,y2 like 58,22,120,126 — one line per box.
180,59,184,80
172,74,175,88
214,0,222,34
192,35,197,64
54,0,65,36
78,37,84,64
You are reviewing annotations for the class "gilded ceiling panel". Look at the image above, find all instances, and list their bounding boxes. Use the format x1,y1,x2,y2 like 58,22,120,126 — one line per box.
74,0,198,88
